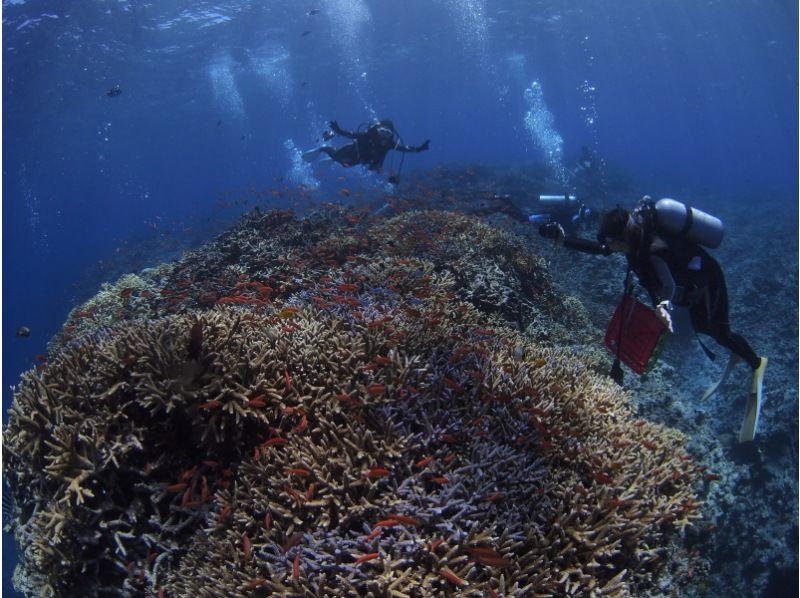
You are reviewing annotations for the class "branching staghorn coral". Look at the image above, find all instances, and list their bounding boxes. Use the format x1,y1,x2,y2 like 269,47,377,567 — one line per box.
51,209,591,355
5,208,701,597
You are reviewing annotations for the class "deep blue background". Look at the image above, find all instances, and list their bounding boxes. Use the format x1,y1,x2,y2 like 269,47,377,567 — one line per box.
3,1,797,595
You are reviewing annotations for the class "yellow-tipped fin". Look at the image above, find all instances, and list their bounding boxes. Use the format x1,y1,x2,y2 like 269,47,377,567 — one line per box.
701,353,741,401
739,357,767,443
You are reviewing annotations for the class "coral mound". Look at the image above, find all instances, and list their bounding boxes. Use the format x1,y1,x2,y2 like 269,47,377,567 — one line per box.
4,209,701,597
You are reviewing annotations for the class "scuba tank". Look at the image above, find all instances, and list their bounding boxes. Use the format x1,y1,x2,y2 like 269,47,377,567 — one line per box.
539,193,578,203
638,197,724,248
528,193,578,223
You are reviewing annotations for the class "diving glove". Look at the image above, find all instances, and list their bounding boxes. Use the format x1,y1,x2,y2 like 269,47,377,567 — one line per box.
656,300,674,333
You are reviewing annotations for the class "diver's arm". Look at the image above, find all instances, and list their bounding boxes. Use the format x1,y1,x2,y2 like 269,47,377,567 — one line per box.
563,237,612,255
649,255,676,303
330,120,357,139
396,139,430,153
649,254,676,331
539,223,610,255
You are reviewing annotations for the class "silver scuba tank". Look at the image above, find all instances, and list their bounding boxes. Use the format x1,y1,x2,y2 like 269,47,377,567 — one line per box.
528,194,578,223
653,198,724,248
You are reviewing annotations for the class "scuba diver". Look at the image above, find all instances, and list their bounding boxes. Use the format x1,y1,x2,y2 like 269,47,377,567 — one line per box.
471,193,596,235
303,119,430,184
540,196,767,442
571,145,607,201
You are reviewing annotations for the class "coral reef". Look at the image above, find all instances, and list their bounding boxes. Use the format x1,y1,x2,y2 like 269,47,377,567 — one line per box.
6,208,702,597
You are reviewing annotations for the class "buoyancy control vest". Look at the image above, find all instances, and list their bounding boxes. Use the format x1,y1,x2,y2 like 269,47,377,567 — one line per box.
635,197,724,249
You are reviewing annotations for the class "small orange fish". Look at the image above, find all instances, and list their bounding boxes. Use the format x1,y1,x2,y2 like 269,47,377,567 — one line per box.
414,456,433,469
217,504,232,522
242,533,252,561
439,568,467,587
482,491,504,503
387,514,421,526
292,414,308,434
286,468,311,476
464,545,510,568
282,532,303,553
180,466,198,481
365,467,391,479
354,552,380,564
590,471,613,484
293,553,301,578
262,437,288,447
198,400,222,409
284,368,293,391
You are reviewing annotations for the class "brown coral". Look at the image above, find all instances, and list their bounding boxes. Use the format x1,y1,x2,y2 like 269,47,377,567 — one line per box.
5,209,701,597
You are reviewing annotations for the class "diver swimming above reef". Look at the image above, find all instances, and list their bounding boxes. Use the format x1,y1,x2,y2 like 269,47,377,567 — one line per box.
472,192,596,235
303,119,430,184
540,196,767,442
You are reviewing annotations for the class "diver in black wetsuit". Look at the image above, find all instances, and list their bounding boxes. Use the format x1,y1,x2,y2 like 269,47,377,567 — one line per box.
540,197,767,441
303,119,430,182
471,193,595,235
571,145,606,200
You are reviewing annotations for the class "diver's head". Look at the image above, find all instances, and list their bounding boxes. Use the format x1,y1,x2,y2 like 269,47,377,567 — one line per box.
597,207,630,248
378,119,396,131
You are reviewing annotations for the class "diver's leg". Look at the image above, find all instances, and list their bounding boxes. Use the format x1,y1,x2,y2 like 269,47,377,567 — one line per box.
302,147,324,162
691,292,766,441
303,145,338,162
689,305,738,400
332,144,359,167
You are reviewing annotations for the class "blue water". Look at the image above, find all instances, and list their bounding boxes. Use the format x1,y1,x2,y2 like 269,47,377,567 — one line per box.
3,1,797,596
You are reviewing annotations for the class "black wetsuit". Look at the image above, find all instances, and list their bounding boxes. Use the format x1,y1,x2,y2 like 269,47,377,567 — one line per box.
321,124,425,171
472,194,593,235
562,232,760,370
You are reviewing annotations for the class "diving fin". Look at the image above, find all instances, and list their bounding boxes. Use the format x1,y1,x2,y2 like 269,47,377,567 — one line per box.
701,353,741,401
739,357,767,443
302,147,324,162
